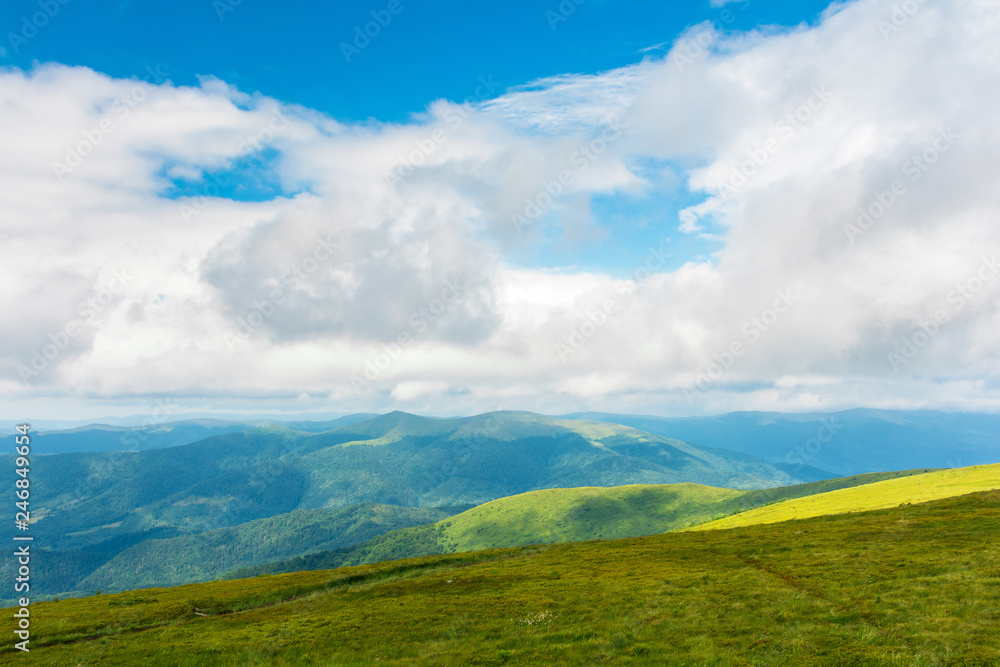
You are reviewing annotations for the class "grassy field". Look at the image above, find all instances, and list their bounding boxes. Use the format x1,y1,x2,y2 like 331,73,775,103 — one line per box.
436,483,742,551
8,488,1000,665
10,410,815,604
689,462,1000,532
224,469,938,580
435,469,939,552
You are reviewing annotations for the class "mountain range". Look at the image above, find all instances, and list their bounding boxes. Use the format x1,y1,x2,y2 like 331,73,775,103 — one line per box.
3,410,802,603
5,408,997,605
17,487,1000,665
17,409,998,478
563,409,1000,476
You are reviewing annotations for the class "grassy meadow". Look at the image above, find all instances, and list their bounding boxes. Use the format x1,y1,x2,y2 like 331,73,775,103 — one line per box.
434,468,940,552
7,488,1000,665
689,462,1000,532
225,468,940,580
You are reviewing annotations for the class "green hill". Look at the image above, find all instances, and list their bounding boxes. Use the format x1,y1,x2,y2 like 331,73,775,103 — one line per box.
689,462,1000,531
565,409,1000,477
24,411,803,555
0,503,469,607
0,414,380,455
292,411,805,510
10,489,1000,665
438,483,742,550
4,411,804,602
228,468,937,579
71,504,471,595
435,468,940,552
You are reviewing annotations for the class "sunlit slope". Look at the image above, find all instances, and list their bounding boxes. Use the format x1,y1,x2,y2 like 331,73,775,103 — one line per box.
224,468,940,580
438,484,742,551
437,469,938,552
237,470,938,580
5,410,810,603
10,490,1000,666
689,462,1000,531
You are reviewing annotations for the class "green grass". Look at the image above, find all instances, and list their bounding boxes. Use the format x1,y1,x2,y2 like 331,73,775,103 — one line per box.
436,468,941,551
11,488,1000,665
12,410,816,603
689,462,1000,532
438,483,743,551
227,468,936,577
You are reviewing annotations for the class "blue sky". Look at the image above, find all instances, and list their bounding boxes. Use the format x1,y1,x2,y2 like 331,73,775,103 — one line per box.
2,0,998,420
3,0,832,122
1,0,833,274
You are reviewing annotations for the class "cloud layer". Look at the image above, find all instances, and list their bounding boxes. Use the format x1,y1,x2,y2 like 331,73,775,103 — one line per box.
2,0,999,418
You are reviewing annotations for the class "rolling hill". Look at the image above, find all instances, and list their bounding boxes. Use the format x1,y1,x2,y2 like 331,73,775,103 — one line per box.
566,409,1000,477
426,468,942,552
71,503,472,596
0,414,378,455
9,489,1000,665
23,411,801,552
688,461,1000,531
0,503,472,608
3,410,803,603
226,468,939,579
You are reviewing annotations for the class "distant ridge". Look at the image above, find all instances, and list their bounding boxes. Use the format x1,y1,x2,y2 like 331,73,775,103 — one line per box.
1,410,801,601
563,409,1000,475
226,468,940,579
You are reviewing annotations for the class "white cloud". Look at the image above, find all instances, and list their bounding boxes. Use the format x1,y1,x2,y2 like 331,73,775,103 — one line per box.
476,66,647,135
2,0,1000,419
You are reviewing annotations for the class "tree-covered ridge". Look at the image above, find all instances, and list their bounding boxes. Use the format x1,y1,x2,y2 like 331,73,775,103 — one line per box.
9,489,1000,665
226,468,941,579
3,411,804,603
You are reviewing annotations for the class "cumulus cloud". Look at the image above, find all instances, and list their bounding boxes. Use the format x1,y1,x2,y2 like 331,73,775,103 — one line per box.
2,0,999,419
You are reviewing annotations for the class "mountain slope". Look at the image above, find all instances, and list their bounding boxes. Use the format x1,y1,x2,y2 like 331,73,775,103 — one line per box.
73,504,470,595
227,468,939,579
293,411,803,511
434,468,940,551
1,414,377,455
565,409,1000,476
6,411,801,602
13,490,1000,665
688,462,1000,531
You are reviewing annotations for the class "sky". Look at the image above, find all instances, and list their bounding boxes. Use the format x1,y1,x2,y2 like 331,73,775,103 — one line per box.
1,0,999,420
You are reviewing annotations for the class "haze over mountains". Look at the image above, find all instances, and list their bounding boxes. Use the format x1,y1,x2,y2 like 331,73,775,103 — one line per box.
32,488,1000,666
4,408,997,605
2,410,796,603
4,0,997,660
226,467,943,582
15,409,999,476
1,414,377,455
567,410,1000,476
